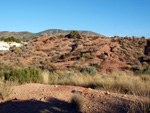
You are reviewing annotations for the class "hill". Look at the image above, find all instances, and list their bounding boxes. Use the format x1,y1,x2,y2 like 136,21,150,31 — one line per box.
0,29,103,41
0,34,150,113
0,34,150,74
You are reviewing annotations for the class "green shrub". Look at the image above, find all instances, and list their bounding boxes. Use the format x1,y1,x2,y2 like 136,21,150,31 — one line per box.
67,30,81,39
81,66,97,76
1,67,42,84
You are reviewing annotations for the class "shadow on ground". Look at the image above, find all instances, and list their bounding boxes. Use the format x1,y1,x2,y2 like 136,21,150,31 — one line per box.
0,97,80,113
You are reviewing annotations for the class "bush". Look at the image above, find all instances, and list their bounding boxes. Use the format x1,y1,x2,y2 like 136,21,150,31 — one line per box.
81,53,93,59
32,37,39,40
12,47,22,54
57,34,65,38
1,67,43,84
81,66,97,76
42,63,57,72
67,30,81,39
134,66,150,75
70,94,84,112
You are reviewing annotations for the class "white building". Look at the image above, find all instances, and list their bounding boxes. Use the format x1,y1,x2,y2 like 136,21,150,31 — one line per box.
0,41,22,50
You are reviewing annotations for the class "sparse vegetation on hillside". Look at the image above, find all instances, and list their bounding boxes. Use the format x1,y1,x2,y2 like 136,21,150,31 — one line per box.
1,34,150,74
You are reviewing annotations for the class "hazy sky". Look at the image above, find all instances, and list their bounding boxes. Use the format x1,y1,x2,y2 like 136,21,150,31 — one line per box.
0,0,150,38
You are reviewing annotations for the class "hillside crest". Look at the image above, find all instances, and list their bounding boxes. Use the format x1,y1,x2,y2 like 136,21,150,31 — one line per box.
0,29,103,41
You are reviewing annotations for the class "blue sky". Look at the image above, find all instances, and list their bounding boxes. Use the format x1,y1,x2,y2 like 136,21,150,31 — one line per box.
0,0,150,38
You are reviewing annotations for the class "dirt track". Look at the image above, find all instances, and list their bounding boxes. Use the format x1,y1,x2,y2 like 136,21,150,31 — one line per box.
0,83,149,113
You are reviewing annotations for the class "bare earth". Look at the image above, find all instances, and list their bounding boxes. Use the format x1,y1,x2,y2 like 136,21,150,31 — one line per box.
0,83,149,113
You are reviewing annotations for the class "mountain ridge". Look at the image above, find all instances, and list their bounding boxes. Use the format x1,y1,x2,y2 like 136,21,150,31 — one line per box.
0,29,104,41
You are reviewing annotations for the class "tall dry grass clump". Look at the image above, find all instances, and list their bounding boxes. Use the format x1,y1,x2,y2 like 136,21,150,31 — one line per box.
70,94,85,112
41,70,49,84
0,79,13,101
54,74,97,87
124,101,150,113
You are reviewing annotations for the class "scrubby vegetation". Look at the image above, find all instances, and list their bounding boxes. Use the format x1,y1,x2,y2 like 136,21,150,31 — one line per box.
81,66,97,76
0,33,150,113
124,101,150,113
70,94,85,112
47,72,150,98
1,31,150,113
1,61,149,98
0,67,43,84
0,79,13,101
2,34,150,75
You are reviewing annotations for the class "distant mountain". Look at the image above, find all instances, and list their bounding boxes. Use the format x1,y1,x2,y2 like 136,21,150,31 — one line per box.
37,29,103,37
0,29,104,41
0,31,37,41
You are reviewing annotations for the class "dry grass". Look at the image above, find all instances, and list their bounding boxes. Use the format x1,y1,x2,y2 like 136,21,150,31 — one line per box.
49,72,150,98
101,72,150,97
0,79,13,101
70,94,85,112
124,101,150,113
41,70,49,84
55,74,96,86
